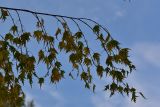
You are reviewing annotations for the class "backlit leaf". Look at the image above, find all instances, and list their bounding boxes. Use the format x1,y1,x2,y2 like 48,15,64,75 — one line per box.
93,25,100,34
10,25,18,34
93,53,100,63
55,28,61,39
0,9,8,20
38,77,44,88
96,65,104,78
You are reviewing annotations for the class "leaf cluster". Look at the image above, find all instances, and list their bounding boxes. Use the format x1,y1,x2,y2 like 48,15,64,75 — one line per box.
0,7,145,106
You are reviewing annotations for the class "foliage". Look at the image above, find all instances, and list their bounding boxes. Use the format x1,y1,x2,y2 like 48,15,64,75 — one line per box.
0,6,144,106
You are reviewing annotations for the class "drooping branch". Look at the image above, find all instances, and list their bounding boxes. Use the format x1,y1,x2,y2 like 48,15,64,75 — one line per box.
0,6,110,34
0,6,145,105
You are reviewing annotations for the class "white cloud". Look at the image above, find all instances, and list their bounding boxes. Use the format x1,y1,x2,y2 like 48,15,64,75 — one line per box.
49,90,66,107
122,42,160,107
91,73,160,107
132,42,160,68
124,98,160,107
122,75,160,107
91,78,126,107
91,42,160,107
115,10,125,17
39,85,67,107
25,92,33,104
25,92,42,107
50,91,62,100
91,93,124,107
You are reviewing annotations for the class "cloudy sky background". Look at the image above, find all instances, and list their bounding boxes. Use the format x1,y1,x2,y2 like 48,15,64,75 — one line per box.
1,0,160,107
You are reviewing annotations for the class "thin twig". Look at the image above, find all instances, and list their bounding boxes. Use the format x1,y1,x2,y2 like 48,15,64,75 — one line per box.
0,6,111,37
15,10,24,33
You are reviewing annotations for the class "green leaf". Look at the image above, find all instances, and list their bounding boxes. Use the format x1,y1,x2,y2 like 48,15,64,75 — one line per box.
27,73,33,86
5,33,14,41
118,86,123,94
72,63,79,69
55,28,61,39
34,30,43,42
93,53,100,63
124,84,130,96
10,25,18,34
9,45,16,53
105,33,111,43
62,30,70,41
58,41,66,51
43,35,54,44
97,34,104,41
0,9,8,21
84,58,91,66
110,82,117,97
85,82,90,89
51,67,61,83
55,61,62,68
96,65,104,78
131,91,137,102
119,48,130,58
69,53,76,63
93,25,100,34
38,50,45,63
47,48,57,61
106,56,113,67
110,82,117,91
38,77,44,88
81,72,88,81
83,47,90,55
20,32,31,45
13,37,21,45
78,41,84,49
60,70,65,78
74,31,82,39
93,84,96,93
104,84,109,91
107,39,120,51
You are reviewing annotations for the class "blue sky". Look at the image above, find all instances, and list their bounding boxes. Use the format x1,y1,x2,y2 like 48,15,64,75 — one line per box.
1,0,160,107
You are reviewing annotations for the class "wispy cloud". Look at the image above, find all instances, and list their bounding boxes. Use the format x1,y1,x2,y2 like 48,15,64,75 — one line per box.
39,85,66,107
91,70,160,107
115,10,125,17
91,42,160,107
123,42,160,107
90,77,126,107
25,92,42,107
132,42,160,68
49,90,66,107
91,93,125,107
124,98,160,107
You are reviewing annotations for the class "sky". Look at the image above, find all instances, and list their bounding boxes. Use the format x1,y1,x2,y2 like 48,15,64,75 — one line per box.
0,0,160,107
